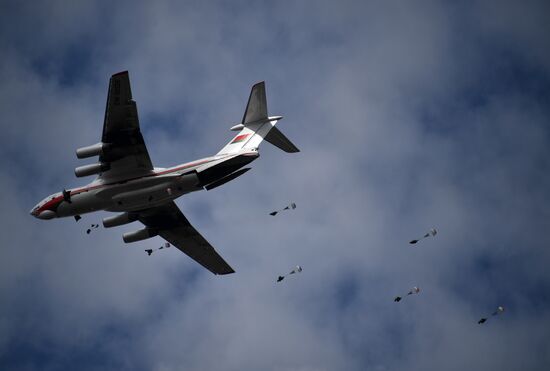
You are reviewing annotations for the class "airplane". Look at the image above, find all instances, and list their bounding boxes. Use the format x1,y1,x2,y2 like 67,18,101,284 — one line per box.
30,71,299,275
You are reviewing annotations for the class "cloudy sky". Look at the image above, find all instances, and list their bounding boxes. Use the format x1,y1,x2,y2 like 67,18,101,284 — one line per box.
1,0,550,370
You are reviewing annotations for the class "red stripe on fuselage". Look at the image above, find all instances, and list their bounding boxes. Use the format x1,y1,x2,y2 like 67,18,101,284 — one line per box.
36,195,64,214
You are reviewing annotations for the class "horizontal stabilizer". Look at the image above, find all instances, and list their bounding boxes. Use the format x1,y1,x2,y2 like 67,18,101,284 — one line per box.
264,126,300,153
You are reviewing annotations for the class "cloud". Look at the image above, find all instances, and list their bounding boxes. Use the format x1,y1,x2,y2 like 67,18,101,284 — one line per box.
1,0,550,370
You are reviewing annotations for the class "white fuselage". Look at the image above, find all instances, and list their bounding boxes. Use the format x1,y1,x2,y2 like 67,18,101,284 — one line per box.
30,153,242,220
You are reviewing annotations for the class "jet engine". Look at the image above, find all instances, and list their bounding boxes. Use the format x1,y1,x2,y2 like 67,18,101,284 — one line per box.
74,163,110,177
76,142,108,159
123,228,158,243
103,212,137,228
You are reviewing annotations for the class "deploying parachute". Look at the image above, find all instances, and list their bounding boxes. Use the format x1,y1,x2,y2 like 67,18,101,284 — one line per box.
86,224,100,234
277,265,303,282
478,306,505,324
145,242,171,256
492,306,505,316
409,228,437,245
394,286,420,302
270,202,297,216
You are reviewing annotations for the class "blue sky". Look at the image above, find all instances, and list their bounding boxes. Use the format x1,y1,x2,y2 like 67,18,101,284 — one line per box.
1,1,550,370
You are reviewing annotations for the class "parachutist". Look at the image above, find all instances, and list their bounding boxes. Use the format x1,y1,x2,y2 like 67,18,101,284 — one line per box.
270,202,296,216
478,306,504,324
62,189,71,203
409,228,437,245
145,242,171,255
277,265,302,283
395,287,420,302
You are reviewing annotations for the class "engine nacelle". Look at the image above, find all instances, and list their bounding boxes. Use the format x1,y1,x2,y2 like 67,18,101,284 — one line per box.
123,228,158,243
76,142,108,159
74,163,110,177
103,212,137,228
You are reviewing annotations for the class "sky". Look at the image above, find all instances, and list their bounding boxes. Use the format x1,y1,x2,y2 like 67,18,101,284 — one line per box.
1,0,550,370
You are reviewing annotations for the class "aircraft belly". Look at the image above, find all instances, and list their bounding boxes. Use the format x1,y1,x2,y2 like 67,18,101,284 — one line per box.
95,174,180,199
104,173,201,212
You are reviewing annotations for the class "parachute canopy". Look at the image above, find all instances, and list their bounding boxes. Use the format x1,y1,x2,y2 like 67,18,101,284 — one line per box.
492,306,505,316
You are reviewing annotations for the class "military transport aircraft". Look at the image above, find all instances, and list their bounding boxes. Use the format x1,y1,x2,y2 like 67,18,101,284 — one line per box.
30,71,299,275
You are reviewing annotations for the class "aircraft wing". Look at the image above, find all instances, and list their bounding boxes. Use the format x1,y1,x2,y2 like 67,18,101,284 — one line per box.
136,202,235,275
99,71,154,181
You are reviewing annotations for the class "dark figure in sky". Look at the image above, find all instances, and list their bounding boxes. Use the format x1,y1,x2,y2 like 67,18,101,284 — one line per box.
478,318,487,324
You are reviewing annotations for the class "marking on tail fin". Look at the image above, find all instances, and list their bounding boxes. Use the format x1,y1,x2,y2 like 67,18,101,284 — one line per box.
231,134,250,144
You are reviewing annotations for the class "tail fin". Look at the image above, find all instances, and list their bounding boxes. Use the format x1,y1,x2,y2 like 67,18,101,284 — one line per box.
217,82,299,155
242,81,268,125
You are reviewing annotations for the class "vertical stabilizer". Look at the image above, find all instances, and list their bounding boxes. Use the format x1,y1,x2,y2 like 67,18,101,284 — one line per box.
242,82,268,124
